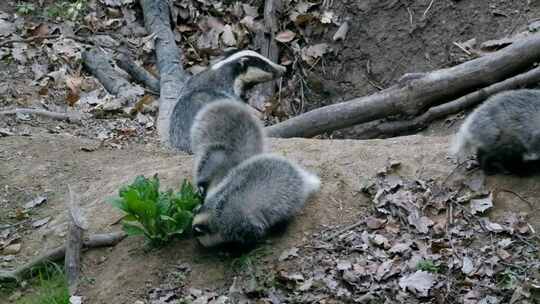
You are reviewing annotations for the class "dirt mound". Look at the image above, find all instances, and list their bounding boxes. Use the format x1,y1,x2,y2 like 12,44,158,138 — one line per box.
1,132,538,302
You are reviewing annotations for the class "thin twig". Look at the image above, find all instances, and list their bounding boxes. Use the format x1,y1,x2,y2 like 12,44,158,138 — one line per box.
453,41,472,56
423,0,436,18
0,35,60,48
496,189,534,209
325,221,363,240
0,232,126,282
0,108,83,124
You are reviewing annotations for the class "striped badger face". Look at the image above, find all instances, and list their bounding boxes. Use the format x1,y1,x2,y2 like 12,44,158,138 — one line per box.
211,50,287,96
192,203,225,247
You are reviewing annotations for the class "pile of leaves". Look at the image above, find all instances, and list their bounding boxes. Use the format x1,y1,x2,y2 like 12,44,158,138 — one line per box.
109,175,202,247
147,165,540,303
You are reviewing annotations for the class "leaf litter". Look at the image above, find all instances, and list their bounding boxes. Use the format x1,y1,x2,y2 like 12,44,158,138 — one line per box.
146,167,539,303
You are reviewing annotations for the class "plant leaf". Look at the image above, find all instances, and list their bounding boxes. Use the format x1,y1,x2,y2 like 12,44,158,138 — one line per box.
123,222,146,236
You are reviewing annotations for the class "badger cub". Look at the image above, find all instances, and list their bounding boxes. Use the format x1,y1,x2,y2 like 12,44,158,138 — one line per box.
190,99,265,196
450,89,540,175
192,154,321,248
169,50,286,152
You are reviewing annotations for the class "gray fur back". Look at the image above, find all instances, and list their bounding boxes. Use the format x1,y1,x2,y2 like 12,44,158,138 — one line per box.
191,98,264,158
205,154,320,243
168,68,238,152
455,89,540,156
190,99,265,188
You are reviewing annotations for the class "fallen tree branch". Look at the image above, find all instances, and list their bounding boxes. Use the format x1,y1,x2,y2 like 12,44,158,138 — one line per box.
64,186,87,295
116,53,161,93
248,0,282,111
352,65,540,139
140,0,189,147
0,35,60,48
82,48,140,98
266,33,540,138
0,232,126,282
0,108,82,124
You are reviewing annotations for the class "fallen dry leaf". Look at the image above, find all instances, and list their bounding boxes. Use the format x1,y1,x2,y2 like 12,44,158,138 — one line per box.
221,25,236,47
32,217,51,228
66,75,83,106
366,216,386,230
398,270,436,297
470,194,493,214
279,247,299,261
0,18,15,37
275,30,296,43
301,43,330,65
24,196,47,209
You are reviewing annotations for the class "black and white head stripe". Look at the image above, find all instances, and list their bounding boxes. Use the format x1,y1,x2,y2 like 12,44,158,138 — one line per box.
211,50,286,74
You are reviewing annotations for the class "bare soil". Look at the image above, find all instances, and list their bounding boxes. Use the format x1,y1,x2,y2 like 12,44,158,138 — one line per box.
1,131,539,302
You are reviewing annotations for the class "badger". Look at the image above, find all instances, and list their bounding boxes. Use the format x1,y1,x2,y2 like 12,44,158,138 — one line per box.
450,89,540,175
191,154,321,248
169,50,286,152
190,99,265,196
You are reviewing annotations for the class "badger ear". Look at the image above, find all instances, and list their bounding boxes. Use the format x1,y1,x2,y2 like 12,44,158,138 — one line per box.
237,57,250,70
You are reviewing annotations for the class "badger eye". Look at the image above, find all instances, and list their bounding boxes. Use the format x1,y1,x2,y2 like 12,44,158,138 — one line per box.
192,224,209,236
197,182,208,198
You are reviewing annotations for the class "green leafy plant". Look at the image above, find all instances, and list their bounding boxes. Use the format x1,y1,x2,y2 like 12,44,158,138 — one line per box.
497,269,518,289
46,0,87,21
416,260,440,273
109,175,202,247
16,3,35,15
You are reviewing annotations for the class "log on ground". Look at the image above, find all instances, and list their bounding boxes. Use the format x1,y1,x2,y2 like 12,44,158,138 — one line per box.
265,33,540,138
140,0,189,147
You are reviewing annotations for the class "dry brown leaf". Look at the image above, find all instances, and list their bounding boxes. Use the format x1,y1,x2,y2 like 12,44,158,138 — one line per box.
66,75,83,106
221,25,236,47
0,18,15,37
301,43,330,65
366,216,386,230
470,194,493,214
398,271,436,297
242,4,258,17
275,30,296,43
28,23,49,37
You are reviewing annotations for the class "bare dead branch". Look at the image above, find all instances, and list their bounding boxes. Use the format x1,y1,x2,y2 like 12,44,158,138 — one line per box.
265,33,540,138
0,108,82,124
82,48,137,97
64,186,87,295
352,65,540,139
248,0,282,111
0,35,60,48
0,232,126,282
116,53,161,93
139,0,189,147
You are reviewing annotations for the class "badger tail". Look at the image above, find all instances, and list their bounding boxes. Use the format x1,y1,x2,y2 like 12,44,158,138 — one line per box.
299,169,321,198
449,118,476,161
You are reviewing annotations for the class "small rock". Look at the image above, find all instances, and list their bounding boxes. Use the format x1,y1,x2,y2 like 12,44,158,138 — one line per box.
69,296,82,304
3,243,21,254
461,256,474,275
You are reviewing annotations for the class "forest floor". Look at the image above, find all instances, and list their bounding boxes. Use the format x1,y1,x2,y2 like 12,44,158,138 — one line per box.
1,0,539,303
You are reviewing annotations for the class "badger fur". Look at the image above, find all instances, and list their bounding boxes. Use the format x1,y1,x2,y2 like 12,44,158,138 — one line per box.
450,89,540,175
190,99,265,196
191,154,321,248
169,50,286,152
